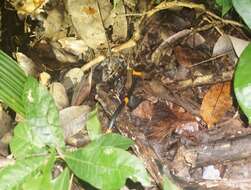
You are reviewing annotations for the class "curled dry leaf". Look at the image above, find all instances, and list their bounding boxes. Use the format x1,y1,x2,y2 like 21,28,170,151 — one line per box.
15,52,38,76
49,82,69,110
62,68,84,93
200,82,232,128
71,71,92,106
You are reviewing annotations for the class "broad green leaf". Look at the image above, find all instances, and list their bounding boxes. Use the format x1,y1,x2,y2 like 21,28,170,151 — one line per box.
86,108,102,140
52,168,70,190
22,77,65,148
216,0,233,16
10,123,48,159
232,0,251,28
234,43,251,123
40,152,56,190
21,152,55,190
64,140,149,190
89,133,134,150
163,176,181,190
21,174,45,190
0,156,45,190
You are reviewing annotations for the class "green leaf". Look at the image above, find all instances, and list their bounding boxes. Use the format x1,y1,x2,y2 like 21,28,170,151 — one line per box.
0,50,26,116
64,135,149,190
234,43,251,123
22,77,65,149
10,123,48,159
163,176,181,190
86,108,102,140
89,133,134,150
232,0,251,28
21,153,55,190
0,156,45,190
52,168,70,190
216,0,233,16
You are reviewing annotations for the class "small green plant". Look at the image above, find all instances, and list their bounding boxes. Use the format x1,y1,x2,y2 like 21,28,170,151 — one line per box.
234,43,251,124
0,51,150,190
0,50,26,116
216,0,251,28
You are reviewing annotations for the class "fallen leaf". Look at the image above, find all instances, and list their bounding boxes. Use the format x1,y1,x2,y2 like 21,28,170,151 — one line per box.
82,6,97,15
200,82,232,128
228,35,250,57
186,33,205,48
71,71,92,106
213,35,250,63
174,46,192,67
106,0,128,41
212,35,236,63
132,100,154,120
59,105,91,139
49,82,69,110
66,0,112,49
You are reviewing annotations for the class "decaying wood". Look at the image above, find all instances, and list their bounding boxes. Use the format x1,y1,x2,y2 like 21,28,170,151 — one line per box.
167,70,234,90
96,87,166,187
117,112,165,186
197,158,251,190
174,134,251,168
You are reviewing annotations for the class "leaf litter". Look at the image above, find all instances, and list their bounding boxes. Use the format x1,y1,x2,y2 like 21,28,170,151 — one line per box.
1,0,251,189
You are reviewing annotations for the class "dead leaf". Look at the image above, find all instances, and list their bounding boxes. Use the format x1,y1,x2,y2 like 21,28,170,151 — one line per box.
15,52,38,76
200,82,232,128
174,46,192,67
59,105,91,139
66,0,112,49
71,71,93,106
132,100,154,120
186,33,205,48
82,6,97,15
106,0,128,41
212,35,237,63
228,35,250,57
49,82,69,110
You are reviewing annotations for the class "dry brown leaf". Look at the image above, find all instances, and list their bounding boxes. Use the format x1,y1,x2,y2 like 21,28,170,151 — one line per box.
200,82,232,128
71,71,93,106
174,46,192,67
132,101,154,120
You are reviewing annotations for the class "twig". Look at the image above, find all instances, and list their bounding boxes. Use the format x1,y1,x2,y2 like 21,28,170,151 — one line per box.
81,55,105,72
146,1,205,18
68,173,74,190
167,70,234,90
81,39,136,72
190,52,232,67
206,10,245,28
